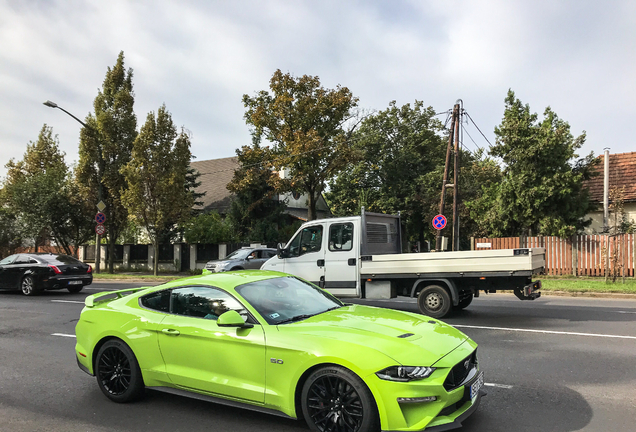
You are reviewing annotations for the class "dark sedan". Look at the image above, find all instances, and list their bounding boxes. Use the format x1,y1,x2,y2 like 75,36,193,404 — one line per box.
0,253,92,296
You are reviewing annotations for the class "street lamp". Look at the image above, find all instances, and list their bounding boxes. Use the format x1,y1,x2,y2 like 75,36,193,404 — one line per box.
43,100,104,273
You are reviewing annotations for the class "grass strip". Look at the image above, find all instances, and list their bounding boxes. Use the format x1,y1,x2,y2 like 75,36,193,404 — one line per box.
540,277,636,294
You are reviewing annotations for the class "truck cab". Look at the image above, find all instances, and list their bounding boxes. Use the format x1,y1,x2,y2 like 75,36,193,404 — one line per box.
262,211,401,298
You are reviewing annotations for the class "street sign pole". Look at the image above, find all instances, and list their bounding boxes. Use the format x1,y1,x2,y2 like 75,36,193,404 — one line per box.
94,201,106,273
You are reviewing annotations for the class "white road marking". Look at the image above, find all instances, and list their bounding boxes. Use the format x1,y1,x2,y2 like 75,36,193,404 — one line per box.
484,383,513,389
51,333,76,338
83,287,118,291
617,311,636,314
453,324,636,340
51,300,84,304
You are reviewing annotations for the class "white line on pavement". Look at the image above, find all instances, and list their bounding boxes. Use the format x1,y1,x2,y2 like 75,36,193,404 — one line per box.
484,383,514,389
617,311,636,314
51,300,85,304
83,287,118,291
453,324,636,340
51,333,76,338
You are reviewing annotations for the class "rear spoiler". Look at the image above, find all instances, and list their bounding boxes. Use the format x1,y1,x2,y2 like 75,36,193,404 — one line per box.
85,287,151,308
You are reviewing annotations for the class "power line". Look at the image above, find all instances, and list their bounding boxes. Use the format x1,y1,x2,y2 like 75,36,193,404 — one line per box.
464,111,494,148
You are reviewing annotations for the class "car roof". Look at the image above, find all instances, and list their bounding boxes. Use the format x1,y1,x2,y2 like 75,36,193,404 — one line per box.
145,270,288,294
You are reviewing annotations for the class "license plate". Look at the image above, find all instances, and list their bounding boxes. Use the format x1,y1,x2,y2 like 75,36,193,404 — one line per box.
469,371,484,400
68,280,83,285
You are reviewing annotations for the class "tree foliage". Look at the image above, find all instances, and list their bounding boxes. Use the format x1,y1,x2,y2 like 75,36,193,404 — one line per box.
243,70,359,220
468,90,597,238
182,212,234,244
121,105,194,275
76,51,137,272
2,125,93,255
226,144,288,243
327,101,446,245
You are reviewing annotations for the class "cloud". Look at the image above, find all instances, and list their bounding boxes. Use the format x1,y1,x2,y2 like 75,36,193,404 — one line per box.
1,0,635,179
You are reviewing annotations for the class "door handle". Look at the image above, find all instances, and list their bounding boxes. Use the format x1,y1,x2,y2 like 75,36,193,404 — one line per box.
348,258,356,266
317,259,325,267
162,329,180,336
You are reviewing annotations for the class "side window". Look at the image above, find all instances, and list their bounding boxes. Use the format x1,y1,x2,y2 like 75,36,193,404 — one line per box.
14,255,30,264
141,290,171,312
289,226,323,257
0,255,17,265
329,223,354,252
263,250,275,259
170,286,249,322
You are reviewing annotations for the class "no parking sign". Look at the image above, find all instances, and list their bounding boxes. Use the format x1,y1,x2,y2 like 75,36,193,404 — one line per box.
432,214,447,230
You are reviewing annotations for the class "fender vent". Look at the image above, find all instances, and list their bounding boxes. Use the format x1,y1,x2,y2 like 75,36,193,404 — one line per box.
397,333,414,338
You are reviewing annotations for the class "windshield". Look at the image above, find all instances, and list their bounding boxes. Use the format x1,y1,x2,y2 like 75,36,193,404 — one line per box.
236,277,343,325
224,249,251,260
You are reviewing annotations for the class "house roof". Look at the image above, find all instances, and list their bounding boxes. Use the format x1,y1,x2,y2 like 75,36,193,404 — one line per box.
190,157,333,219
190,157,238,213
584,152,636,203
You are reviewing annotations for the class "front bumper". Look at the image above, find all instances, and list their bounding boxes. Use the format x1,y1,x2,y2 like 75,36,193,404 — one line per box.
372,367,484,432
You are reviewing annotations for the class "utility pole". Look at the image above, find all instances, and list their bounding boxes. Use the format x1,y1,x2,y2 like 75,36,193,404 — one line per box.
452,101,463,251
435,102,462,251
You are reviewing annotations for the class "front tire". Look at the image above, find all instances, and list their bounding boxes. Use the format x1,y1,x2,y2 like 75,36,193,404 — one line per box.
95,339,145,403
20,275,38,296
301,365,379,432
417,285,452,318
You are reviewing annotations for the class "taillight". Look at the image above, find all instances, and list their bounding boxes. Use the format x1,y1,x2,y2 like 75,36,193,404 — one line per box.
48,265,62,274
87,265,92,273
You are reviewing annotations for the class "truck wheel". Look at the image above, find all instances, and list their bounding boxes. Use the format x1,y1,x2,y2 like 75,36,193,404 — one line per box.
454,293,473,310
418,285,451,318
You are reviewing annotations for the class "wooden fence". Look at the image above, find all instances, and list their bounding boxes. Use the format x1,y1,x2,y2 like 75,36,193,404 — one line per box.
474,234,635,277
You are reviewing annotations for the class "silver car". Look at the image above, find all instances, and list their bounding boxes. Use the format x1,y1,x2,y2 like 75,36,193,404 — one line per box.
204,247,277,273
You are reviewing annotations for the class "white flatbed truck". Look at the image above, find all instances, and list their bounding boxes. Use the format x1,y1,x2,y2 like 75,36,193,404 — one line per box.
262,210,545,318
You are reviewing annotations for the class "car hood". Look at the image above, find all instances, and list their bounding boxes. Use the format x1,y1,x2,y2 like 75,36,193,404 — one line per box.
279,304,470,366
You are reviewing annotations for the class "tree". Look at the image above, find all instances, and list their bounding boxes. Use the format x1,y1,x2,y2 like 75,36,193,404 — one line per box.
2,125,93,255
182,212,234,244
226,143,288,242
243,70,359,220
121,105,194,275
0,206,22,257
76,51,137,272
468,90,597,238
328,101,464,247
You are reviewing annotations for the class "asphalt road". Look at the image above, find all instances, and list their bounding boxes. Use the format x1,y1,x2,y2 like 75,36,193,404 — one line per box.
0,280,635,432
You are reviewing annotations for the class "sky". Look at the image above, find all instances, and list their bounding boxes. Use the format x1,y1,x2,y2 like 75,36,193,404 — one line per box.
1,0,635,179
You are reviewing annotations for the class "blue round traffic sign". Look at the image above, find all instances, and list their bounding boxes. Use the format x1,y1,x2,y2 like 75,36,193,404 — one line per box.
95,212,106,224
432,214,447,230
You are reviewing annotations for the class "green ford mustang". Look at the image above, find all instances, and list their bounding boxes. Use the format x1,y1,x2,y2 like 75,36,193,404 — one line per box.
75,270,484,432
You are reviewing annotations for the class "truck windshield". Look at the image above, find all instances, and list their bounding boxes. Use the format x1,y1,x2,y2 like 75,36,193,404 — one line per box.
236,276,343,325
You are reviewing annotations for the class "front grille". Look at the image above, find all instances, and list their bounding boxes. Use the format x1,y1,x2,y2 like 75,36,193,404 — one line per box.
443,349,478,391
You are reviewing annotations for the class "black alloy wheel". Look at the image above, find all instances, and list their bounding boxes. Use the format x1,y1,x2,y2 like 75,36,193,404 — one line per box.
302,366,379,432
95,340,144,403
20,275,37,296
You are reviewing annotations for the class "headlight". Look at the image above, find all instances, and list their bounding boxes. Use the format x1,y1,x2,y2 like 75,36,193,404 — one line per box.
376,366,436,382
216,262,230,270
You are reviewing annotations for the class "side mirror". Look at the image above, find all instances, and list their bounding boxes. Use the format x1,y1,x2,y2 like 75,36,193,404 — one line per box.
217,310,253,328
277,243,289,258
